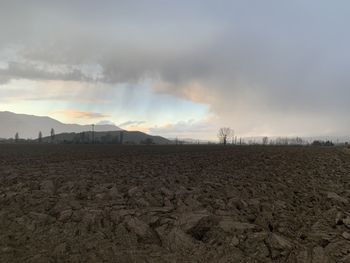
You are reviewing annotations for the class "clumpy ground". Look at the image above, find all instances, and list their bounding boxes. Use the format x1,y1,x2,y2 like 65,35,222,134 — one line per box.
1,145,350,262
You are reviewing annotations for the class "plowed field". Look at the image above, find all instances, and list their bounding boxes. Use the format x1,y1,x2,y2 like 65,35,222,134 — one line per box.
1,145,350,262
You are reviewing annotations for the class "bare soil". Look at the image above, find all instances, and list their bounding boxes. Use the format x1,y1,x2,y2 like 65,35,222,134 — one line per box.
1,145,350,262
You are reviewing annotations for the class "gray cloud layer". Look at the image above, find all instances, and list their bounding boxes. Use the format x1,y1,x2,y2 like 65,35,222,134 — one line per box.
0,61,91,82
1,0,350,136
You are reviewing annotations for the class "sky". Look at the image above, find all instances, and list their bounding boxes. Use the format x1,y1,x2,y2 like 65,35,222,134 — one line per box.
1,0,350,140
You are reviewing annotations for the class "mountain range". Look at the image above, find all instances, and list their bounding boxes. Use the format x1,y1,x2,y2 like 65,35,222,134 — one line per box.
0,111,121,139
0,111,172,144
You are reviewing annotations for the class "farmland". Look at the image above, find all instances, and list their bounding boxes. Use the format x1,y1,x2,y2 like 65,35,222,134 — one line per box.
1,145,350,262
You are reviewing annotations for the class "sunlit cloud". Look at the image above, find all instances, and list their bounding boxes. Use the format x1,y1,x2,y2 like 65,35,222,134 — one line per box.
119,120,146,127
53,109,110,120
149,115,218,140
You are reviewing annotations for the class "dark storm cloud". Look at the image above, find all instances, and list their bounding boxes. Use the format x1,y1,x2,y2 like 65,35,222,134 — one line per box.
1,0,350,135
0,62,92,83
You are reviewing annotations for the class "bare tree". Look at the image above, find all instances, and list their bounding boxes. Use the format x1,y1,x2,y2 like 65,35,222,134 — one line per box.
50,128,55,143
38,131,42,143
218,127,232,145
262,136,269,145
295,137,303,145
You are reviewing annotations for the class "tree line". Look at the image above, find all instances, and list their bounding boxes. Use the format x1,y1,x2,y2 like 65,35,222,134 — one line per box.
217,127,340,146
13,128,56,143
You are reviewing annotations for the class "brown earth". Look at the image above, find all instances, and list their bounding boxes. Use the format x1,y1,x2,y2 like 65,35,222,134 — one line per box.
1,145,350,262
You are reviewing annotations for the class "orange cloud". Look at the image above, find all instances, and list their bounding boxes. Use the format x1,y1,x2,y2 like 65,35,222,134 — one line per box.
153,80,214,104
54,109,110,119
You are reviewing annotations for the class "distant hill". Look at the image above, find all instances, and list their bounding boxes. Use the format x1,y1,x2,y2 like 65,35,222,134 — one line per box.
41,130,171,145
0,111,121,139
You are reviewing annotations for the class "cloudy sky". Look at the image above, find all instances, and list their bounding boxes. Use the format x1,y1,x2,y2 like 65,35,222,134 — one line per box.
1,0,350,140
